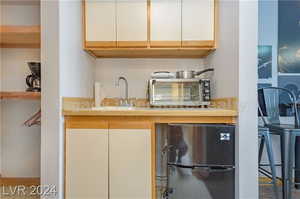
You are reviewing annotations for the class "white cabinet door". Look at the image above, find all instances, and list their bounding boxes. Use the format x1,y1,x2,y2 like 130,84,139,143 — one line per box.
117,0,148,47
182,0,215,47
85,0,116,47
109,128,152,199
65,129,109,199
150,0,182,47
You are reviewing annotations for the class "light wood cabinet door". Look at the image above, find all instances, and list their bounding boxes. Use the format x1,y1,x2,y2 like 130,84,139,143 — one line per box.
150,0,182,47
109,128,152,199
117,0,148,47
182,0,215,47
65,129,109,199
85,0,116,48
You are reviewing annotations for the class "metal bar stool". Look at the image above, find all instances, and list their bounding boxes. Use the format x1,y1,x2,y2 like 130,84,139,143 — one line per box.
258,87,300,199
258,126,279,199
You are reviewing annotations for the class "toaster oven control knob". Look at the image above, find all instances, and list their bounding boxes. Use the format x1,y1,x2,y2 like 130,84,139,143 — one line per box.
204,82,209,87
205,89,210,93
204,96,210,100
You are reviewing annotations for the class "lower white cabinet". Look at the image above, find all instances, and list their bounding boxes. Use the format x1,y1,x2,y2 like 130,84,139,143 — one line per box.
65,129,109,199
109,129,152,199
65,128,152,199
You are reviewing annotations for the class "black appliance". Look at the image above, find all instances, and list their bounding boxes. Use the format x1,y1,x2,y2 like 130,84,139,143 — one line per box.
166,124,235,199
26,62,41,92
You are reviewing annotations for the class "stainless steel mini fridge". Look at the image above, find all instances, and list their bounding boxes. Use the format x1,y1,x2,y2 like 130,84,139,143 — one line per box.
166,124,235,199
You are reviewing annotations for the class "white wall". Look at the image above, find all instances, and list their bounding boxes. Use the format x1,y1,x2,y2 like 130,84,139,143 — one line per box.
238,0,258,198
1,100,40,177
41,1,60,198
1,2,40,25
207,0,258,198
206,1,239,98
95,59,206,98
41,0,96,198
59,1,96,97
1,3,41,178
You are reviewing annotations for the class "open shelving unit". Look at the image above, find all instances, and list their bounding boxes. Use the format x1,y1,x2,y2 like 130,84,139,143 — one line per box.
0,91,41,100
0,25,41,48
0,0,42,184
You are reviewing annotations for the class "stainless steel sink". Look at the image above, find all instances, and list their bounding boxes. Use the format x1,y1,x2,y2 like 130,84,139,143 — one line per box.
91,106,137,111
91,106,219,111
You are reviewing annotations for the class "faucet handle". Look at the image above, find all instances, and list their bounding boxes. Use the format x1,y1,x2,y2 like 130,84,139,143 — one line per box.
119,98,131,107
128,98,136,107
119,98,125,106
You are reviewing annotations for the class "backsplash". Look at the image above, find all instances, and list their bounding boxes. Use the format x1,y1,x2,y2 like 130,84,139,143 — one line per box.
95,58,209,98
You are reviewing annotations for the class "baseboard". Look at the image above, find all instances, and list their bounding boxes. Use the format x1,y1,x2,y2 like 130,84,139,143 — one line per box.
0,177,40,186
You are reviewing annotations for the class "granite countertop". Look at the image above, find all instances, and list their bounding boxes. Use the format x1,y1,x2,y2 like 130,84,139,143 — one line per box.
62,97,238,117
63,106,238,117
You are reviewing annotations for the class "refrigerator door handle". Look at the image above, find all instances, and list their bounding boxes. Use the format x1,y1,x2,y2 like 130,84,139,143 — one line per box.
193,167,234,173
168,163,195,169
168,163,234,172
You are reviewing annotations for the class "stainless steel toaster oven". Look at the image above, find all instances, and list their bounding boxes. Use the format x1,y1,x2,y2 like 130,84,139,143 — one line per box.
148,78,211,107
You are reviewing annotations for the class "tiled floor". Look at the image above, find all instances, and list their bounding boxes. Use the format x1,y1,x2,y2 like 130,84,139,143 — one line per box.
260,185,300,199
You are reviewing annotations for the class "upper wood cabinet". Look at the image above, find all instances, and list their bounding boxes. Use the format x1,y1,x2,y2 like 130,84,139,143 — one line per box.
150,0,182,47
85,0,116,48
117,0,148,47
83,0,217,58
182,0,215,47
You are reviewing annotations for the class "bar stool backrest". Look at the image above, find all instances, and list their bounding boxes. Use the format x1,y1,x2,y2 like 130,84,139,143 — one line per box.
258,87,299,127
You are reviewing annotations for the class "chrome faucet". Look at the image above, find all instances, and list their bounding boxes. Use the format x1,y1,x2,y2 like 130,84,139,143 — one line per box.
116,76,130,106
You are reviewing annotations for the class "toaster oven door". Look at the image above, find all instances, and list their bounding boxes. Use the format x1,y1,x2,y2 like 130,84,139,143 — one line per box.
150,79,204,106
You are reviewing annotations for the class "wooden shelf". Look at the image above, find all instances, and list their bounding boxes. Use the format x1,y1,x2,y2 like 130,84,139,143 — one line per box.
85,47,216,58
0,92,41,100
0,25,41,48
